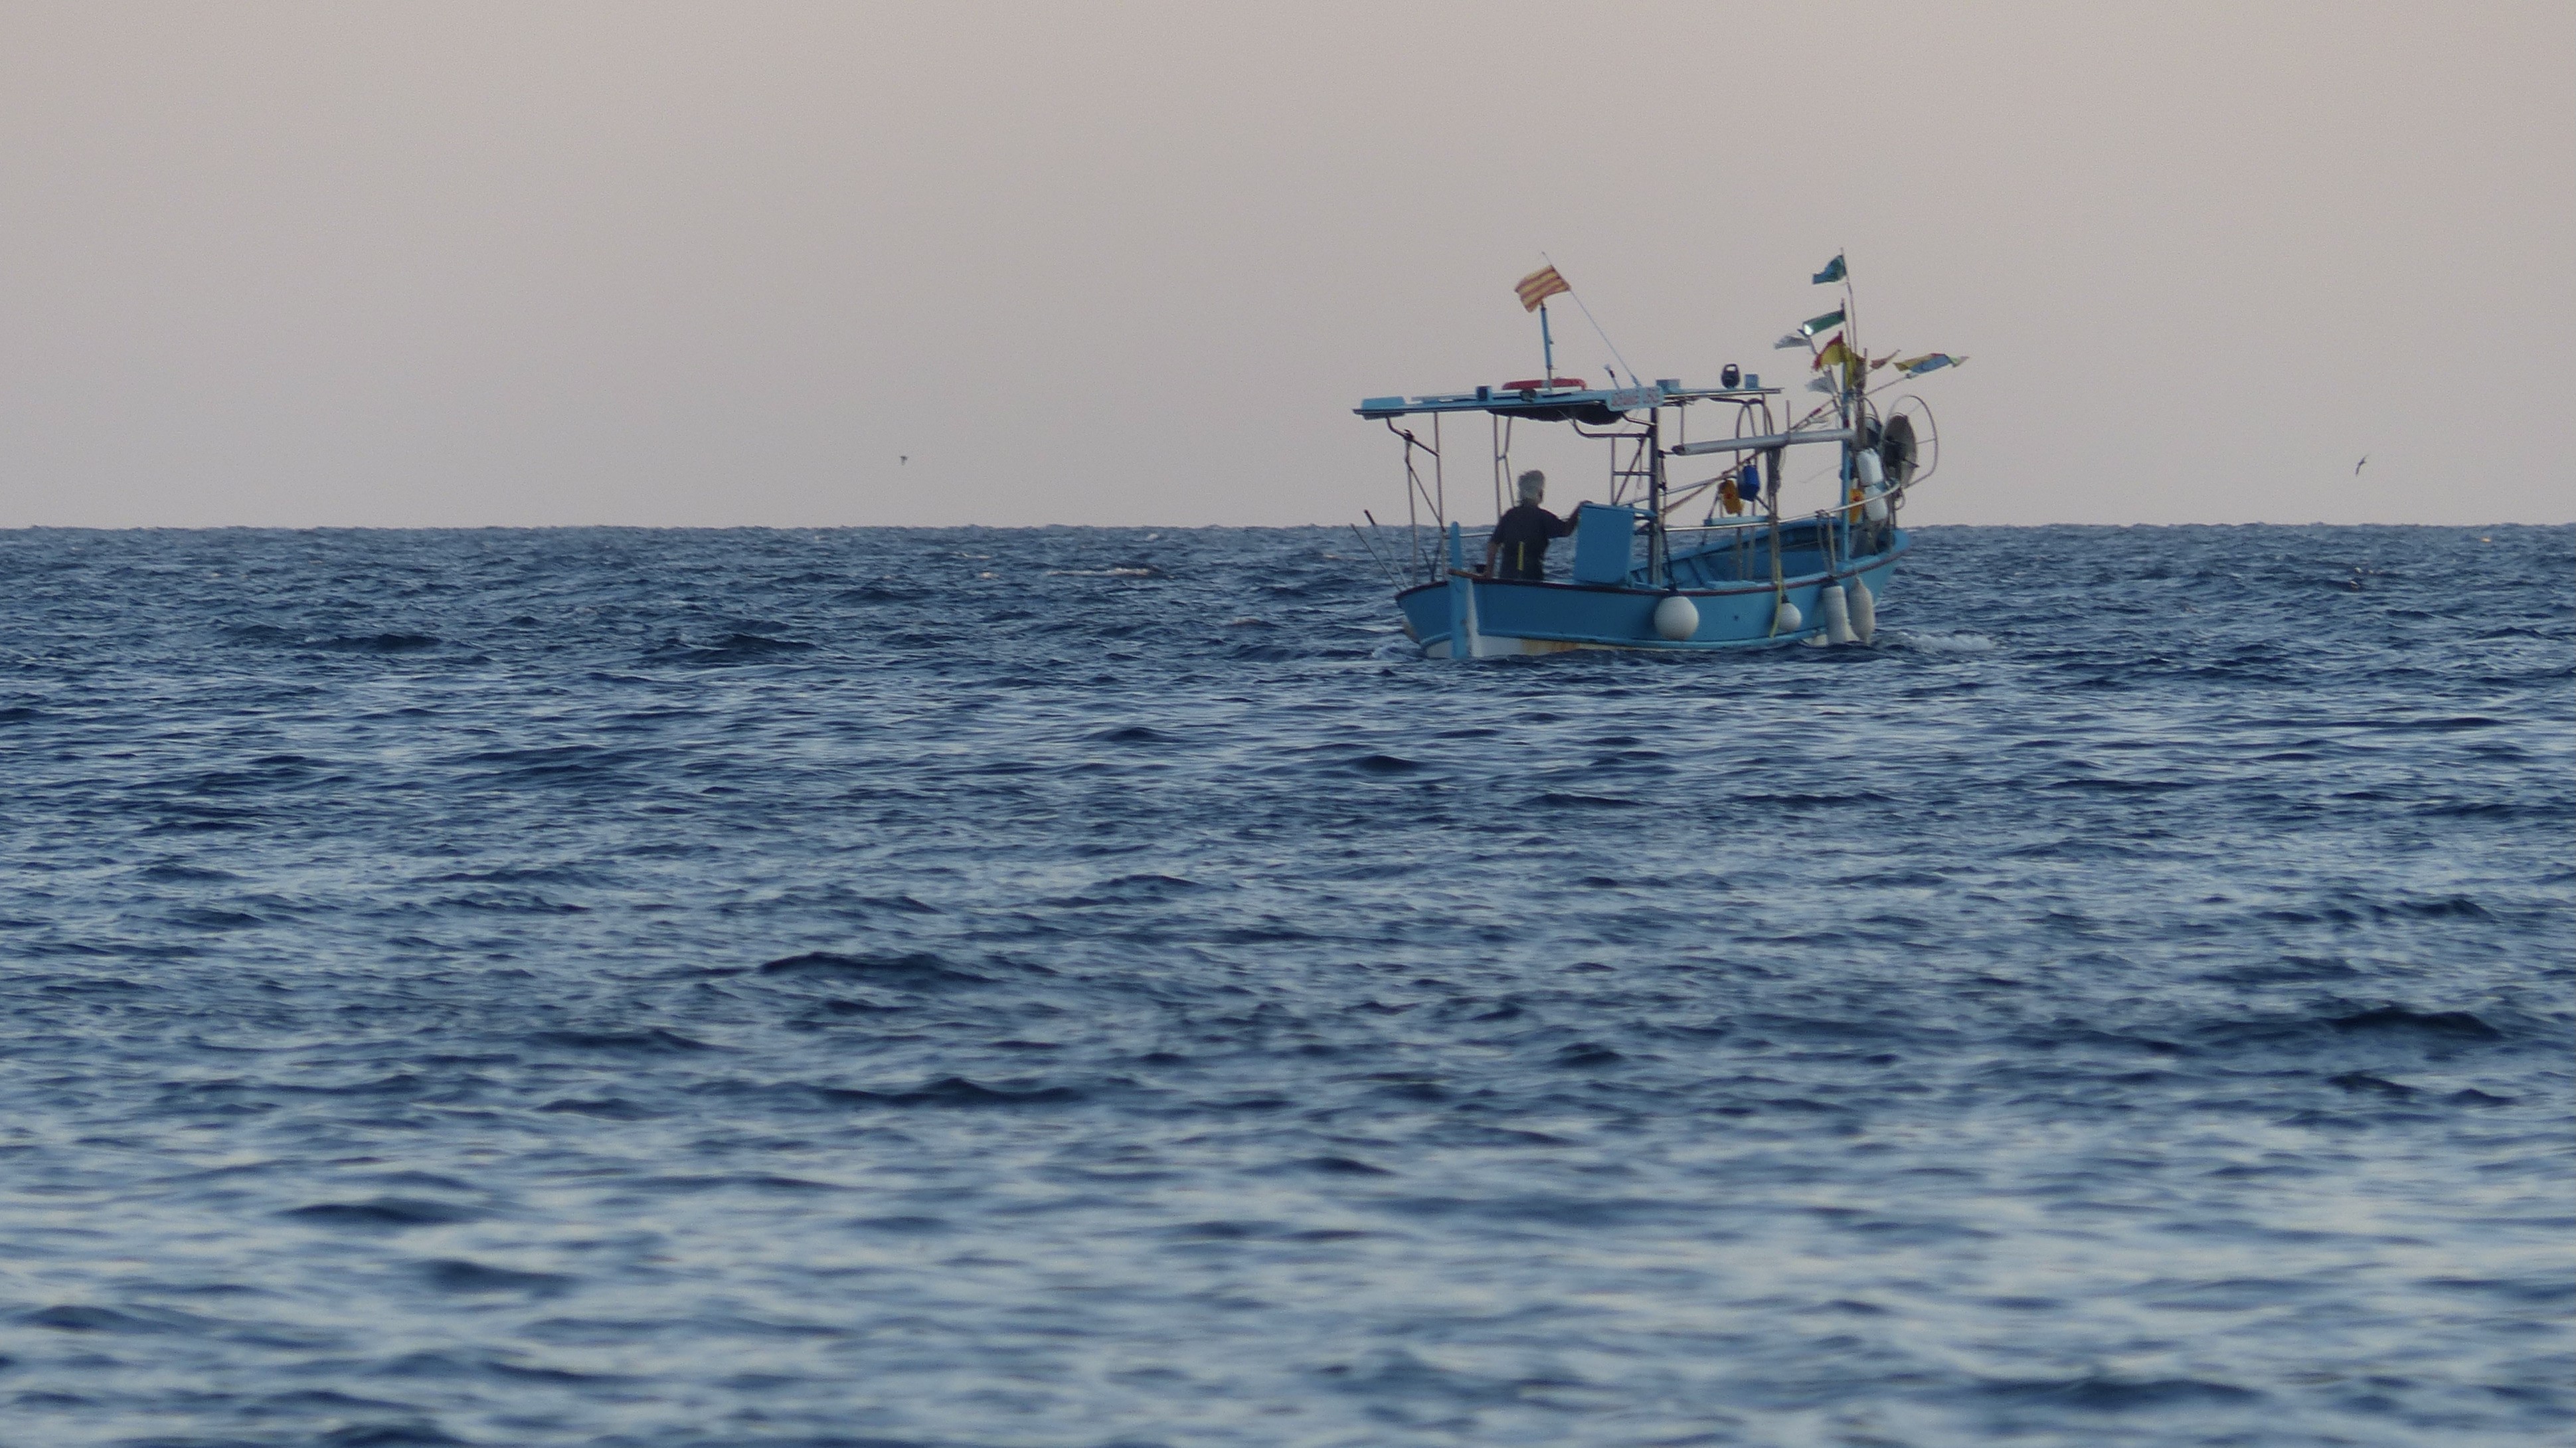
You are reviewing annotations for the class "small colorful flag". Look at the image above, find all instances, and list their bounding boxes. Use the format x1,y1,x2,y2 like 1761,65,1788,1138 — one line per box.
1515,265,1571,312
1812,254,1846,285
1774,333,1808,350
1798,308,1846,338
1892,353,1966,377
1811,333,1848,371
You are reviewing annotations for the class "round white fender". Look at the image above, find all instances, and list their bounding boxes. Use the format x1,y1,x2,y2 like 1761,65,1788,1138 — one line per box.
1773,598,1802,636
1820,581,1855,645
1845,579,1877,644
1652,593,1699,642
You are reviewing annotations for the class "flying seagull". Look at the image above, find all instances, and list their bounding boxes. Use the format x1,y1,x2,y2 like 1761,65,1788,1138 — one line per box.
2354,454,2367,476
900,455,908,466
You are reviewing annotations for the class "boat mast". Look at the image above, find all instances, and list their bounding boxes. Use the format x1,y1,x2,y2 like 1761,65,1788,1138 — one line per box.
1647,413,1666,585
1765,444,1786,632
1839,259,1859,560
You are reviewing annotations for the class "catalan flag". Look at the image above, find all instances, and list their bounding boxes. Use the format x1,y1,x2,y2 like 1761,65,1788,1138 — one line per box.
1811,333,1848,371
1515,265,1571,312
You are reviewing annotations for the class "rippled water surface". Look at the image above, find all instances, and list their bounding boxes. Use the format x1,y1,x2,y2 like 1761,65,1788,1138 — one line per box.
2,524,2569,1447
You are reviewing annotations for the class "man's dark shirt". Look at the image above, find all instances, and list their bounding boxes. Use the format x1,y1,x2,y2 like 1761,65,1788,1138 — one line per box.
1491,503,1575,580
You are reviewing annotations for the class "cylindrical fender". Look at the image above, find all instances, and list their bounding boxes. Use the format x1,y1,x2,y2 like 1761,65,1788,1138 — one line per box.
1820,581,1855,645
1845,579,1876,644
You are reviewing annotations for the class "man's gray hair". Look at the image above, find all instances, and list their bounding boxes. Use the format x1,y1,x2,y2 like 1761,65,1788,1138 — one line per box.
1515,470,1546,503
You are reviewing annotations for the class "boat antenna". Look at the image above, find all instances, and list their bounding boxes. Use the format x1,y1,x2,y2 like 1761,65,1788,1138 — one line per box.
1842,247,1858,383
1540,252,1639,389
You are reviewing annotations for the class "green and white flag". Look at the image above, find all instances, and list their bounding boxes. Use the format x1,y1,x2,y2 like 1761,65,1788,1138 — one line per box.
1798,308,1846,338
1812,254,1846,285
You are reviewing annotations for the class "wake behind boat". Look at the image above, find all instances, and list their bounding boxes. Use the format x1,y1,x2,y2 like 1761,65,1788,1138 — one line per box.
1350,256,1963,657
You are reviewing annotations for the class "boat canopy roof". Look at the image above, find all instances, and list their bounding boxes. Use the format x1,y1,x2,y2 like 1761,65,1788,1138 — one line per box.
1355,381,1776,422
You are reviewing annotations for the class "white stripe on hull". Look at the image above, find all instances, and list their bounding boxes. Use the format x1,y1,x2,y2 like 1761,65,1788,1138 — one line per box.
1424,632,1821,658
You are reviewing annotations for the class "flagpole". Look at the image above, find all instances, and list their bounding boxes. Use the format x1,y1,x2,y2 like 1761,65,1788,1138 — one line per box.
1846,258,1860,409
1539,302,1555,385
1840,252,1857,554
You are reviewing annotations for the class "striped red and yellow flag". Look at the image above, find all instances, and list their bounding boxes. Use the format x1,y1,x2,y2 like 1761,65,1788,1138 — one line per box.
1514,264,1571,312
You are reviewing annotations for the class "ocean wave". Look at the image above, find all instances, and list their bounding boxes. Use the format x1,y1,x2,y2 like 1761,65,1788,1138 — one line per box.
0,522,2565,1447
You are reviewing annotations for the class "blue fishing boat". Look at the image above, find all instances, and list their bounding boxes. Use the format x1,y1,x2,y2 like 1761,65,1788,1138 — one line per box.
1350,258,1962,657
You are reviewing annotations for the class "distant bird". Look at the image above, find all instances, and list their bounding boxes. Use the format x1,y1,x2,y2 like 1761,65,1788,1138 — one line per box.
900,455,908,466
2354,454,2368,476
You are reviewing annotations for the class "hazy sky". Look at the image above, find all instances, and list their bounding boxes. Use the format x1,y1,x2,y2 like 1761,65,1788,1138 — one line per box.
2,2,2567,528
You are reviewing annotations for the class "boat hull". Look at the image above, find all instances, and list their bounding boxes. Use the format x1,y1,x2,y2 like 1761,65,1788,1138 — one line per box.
1397,529,1909,658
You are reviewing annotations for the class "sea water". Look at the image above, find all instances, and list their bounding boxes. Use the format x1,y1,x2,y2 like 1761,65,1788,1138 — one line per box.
1,524,2567,1447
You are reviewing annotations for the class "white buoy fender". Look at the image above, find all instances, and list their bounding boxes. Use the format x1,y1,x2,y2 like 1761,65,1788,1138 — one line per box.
1845,579,1876,644
1652,593,1699,642
1820,582,1855,644
1854,452,1890,523
1855,452,1891,521
1773,598,1802,635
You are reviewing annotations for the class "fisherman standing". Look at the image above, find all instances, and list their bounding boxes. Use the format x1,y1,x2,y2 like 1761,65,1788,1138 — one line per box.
1484,470,1577,581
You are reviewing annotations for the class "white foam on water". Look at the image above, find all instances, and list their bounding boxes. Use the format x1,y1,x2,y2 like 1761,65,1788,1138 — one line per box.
1891,629,1998,654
